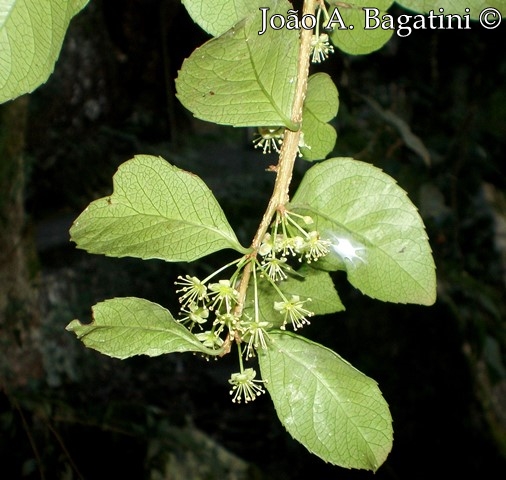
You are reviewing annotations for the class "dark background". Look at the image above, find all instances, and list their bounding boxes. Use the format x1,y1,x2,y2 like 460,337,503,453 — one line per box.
1,1,505,478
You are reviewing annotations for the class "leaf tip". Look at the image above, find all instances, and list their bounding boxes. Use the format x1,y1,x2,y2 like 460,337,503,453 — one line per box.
65,319,83,332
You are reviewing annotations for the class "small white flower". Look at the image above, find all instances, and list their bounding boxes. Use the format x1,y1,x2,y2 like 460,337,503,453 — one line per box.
260,256,290,282
253,127,284,154
214,311,239,335
228,368,266,403
258,233,275,257
195,330,224,349
241,319,271,358
304,231,331,263
274,295,314,331
179,302,209,330
279,235,304,258
208,279,239,312
310,33,334,64
174,275,207,307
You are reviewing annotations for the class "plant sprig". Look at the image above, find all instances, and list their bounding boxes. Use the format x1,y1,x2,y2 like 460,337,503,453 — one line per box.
65,0,439,471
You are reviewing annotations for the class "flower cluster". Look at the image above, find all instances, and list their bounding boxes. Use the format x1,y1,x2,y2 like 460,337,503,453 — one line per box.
258,211,331,282
175,266,273,404
174,211,331,402
175,274,239,331
174,265,272,360
254,211,332,331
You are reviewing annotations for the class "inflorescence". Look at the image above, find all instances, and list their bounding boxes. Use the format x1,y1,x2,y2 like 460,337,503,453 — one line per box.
174,210,332,403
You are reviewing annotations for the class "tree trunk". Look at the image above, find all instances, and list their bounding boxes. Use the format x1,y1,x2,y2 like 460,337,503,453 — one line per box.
0,96,42,390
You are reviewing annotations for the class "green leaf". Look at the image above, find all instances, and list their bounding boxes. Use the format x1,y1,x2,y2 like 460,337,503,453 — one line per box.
175,0,299,129
0,0,89,103
181,0,266,37
328,1,394,55
290,157,436,306
247,266,344,328
70,155,247,262
258,332,393,471
66,297,222,359
300,73,339,161
66,297,223,359
396,0,506,19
